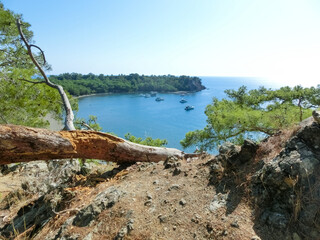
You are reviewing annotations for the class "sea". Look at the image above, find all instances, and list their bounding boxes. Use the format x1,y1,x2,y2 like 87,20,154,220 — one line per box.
76,76,278,153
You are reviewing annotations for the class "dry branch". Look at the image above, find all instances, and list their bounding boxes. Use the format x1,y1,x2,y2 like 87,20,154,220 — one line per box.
16,19,75,130
0,124,185,165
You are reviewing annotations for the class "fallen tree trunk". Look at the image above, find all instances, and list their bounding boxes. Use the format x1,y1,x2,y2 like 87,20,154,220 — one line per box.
0,124,185,165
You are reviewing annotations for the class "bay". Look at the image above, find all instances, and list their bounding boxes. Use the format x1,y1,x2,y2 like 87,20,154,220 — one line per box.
77,76,277,153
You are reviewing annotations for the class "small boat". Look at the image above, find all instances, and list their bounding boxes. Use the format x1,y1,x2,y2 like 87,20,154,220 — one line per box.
144,94,151,98
150,91,157,97
180,99,187,103
185,105,194,111
155,97,164,101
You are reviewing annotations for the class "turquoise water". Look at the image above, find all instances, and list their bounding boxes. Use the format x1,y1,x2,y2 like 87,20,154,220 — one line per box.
77,77,275,153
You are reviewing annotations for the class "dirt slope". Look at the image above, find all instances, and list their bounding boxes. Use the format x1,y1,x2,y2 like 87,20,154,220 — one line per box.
1,119,320,240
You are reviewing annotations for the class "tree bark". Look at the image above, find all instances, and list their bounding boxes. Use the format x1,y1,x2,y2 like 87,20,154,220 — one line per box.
0,124,185,165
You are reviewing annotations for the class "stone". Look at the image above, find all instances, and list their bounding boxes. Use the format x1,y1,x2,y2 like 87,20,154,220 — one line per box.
230,220,239,228
164,156,180,169
219,142,236,154
168,184,180,191
312,110,320,124
158,214,168,223
173,167,182,175
209,193,227,212
238,139,258,163
144,200,152,206
80,163,92,176
191,214,201,224
146,193,152,199
83,232,93,240
179,198,187,206
73,187,124,227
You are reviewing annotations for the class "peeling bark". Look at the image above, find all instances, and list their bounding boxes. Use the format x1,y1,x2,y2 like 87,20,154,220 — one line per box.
0,125,185,165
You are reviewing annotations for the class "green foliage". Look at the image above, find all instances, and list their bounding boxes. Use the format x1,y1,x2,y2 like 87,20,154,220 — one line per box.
49,73,205,96
181,85,320,151
124,133,168,147
0,3,78,128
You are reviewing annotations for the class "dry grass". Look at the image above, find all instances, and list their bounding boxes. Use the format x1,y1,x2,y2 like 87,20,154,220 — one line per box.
255,125,300,163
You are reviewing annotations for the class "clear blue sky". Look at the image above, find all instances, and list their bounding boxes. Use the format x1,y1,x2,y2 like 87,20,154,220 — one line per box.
3,0,320,86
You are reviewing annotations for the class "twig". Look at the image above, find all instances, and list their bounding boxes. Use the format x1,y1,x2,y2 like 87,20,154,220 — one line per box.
0,114,8,124
81,121,94,130
19,78,45,84
52,207,81,215
29,44,46,64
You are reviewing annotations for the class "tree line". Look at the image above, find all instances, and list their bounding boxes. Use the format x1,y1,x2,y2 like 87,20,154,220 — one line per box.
49,73,205,96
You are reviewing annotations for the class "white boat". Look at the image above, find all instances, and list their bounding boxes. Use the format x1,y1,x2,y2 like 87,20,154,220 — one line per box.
185,105,194,111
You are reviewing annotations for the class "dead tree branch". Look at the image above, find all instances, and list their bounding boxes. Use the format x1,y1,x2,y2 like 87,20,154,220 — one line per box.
0,124,185,164
16,19,75,130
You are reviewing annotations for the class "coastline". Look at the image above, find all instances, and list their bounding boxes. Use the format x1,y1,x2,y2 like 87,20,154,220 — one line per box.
75,90,204,99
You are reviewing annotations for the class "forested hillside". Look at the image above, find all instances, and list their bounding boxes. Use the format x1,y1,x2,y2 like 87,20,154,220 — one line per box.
49,73,205,96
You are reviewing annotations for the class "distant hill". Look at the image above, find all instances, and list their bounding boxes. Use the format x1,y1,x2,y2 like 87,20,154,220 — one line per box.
49,73,206,96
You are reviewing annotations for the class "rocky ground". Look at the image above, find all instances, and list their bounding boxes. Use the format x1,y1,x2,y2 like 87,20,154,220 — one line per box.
0,119,320,239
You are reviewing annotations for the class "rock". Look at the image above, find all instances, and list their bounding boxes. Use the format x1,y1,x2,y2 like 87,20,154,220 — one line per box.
158,214,168,223
144,200,152,206
80,163,92,176
173,167,182,175
114,220,134,240
238,139,258,163
251,122,320,239
312,110,320,124
146,193,152,199
164,156,180,169
114,226,128,240
0,195,54,239
260,211,289,229
206,222,214,233
83,232,93,240
73,187,124,227
179,198,187,206
168,184,180,191
219,142,237,154
209,193,227,212
20,159,82,196
230,220,239,228
191,214,201,224
127,219,134,231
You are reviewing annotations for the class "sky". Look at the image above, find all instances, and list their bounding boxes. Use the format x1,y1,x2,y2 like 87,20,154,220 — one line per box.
3,0,320,87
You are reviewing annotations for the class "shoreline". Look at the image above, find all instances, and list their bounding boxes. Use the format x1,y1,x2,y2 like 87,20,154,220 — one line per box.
75,90,204,99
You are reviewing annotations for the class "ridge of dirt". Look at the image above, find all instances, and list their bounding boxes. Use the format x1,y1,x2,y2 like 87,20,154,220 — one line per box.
1,121,320,240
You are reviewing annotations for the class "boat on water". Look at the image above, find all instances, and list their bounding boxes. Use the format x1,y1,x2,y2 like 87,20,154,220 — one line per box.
185,105,194,111
150,91,157,97
180,99,187,103
144,94,151,98
155,97,164,101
